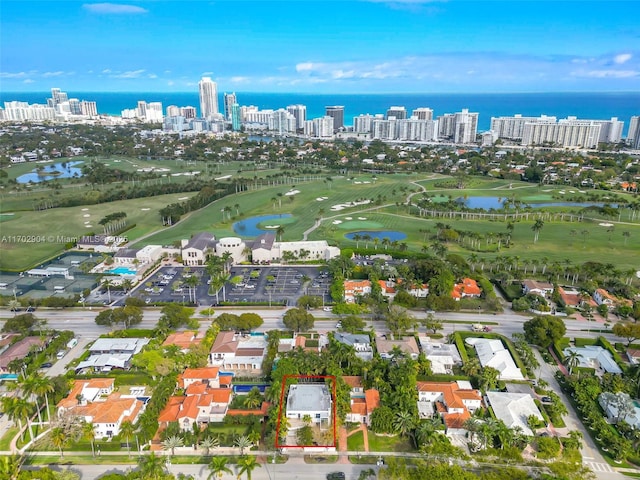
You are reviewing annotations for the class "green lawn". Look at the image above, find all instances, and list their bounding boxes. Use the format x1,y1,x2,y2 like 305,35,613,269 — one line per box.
367,433,414,452
0,426,18,450
347,430,365,451
0,192,196,270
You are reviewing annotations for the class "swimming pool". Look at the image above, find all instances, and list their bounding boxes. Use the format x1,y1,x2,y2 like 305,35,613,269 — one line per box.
107,267,138,275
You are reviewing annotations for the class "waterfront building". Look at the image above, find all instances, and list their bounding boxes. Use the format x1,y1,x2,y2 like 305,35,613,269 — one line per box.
591,117,623,144
522,117,602,149
231,103,241,131
454,109,479,144
1,101,55,121
490,114,557,140
325,105,345,131
353,114,380,134
412,107,434,121
286,104,307,130
49,88,68,107
269,108,297,134
397,118,438,142
198,76,219,119
80,100,98,116
373,118,397,140
181,106,197,119
304,116,334,137
629,116,640,148
166,105,181,117
386,106,407,120
224,92,236,121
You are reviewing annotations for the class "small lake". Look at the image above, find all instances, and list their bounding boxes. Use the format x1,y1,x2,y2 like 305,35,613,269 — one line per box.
459,196,618,210
233,214,292,237
345,231,407,241
17,161,84,184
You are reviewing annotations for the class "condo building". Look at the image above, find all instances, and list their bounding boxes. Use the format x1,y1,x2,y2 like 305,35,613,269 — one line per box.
199,77,219,119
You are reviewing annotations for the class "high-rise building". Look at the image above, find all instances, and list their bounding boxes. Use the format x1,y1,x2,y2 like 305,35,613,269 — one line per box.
386,106,407,120
628,116,640,149
522,117,601,149
490,114,557,140
166,105,181,117
231,103,241,132
591,117,624,144
353,114,381,135
454,109,479,144
304,116,334,137
224,93,237,121
412,108,433,121
198,77,218,119
80,100,98,116
287,104,307,130
181,106,197,119
269,109,297,135
50,88,68,106
325,106,344,131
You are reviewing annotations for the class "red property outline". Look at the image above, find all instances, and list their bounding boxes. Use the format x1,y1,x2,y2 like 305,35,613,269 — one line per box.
275,374,337,449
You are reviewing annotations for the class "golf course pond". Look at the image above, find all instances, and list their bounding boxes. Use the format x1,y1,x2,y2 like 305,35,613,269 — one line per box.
233,214,294,236
17,161,84,183
345,230,407,241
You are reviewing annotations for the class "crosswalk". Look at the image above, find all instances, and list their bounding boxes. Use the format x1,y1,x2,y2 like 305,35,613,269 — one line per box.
585,461,613,473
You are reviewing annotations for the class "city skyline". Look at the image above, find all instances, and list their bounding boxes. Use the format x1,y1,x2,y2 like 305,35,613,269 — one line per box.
1,1,639,93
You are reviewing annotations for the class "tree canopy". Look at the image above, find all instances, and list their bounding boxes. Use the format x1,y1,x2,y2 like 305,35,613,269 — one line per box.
523,315,567,348
282,308,315,332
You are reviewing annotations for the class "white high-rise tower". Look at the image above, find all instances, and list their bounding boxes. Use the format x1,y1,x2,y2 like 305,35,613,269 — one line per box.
198,77,218,119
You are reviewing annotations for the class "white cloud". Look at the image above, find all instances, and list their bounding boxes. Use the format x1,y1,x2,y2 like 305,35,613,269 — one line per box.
0,71,29,78
167,81,174,86
82,3,148,14
102,68,112,74
164,70,172,74
614,53,632,64
147,73,158,79
202,71,214,76
582,69,639,78
43,71,65,77
23,79,35,84
230,76,250,83
111,69,145,78
296,62,315,73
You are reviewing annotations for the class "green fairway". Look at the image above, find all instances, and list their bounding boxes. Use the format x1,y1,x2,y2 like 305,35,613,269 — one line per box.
337,220,384,229
0,192,196,270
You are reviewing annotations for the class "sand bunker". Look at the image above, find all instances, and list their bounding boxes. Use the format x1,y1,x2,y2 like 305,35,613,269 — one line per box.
332,220,343,225
358,217,367,220
599,223,614,227
178,197,189,200
81,208,89,211
83,214,90,218
141,208,151,211
330,199,372,211
345,217,353,220
85,225,93,228
316,197,325,201
285,189,301,196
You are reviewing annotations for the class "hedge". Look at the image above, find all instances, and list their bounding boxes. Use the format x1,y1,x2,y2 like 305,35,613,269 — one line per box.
574,337,598,347
552,339,568,361
453,332,469,363
597,336,626,369
417,374,472,383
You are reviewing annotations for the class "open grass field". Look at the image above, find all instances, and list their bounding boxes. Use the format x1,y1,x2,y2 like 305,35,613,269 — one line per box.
137,173,420,247
0,192,196,271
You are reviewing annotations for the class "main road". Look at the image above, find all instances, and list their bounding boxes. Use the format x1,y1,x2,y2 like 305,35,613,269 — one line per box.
0,305,617,343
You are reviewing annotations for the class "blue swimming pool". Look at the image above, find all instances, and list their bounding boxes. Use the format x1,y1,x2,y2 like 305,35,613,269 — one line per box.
107,267,138,275
0,373,18,381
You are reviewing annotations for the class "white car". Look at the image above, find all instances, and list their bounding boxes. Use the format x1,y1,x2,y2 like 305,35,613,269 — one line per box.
335,322,342,329
323,307,332,312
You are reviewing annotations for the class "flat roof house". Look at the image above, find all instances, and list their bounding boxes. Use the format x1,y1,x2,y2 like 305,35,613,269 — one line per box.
286,384,332,427
563,345,623,374
485,391,544,436
376,336,420,360
418,337,462,375
465,337,525,380
333,333,373,361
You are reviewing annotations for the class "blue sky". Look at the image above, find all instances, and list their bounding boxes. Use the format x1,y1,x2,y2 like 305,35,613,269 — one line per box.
1,0,639,93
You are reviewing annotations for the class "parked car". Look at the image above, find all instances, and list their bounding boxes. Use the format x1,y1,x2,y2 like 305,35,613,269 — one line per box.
327,474,345,480
541,396,552,403
40,362,53,368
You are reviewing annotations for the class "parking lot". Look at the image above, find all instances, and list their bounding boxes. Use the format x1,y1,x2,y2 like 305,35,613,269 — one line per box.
116,265,332,307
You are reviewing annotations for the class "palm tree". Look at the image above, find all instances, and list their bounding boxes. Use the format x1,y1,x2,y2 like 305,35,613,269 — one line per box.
162,434,184,457
276,225,285,242
184,274,200,304
207,456,232,480
199,436,220,456
12,398,35,442
564,349,582,375
120,420,136,456
532,219,544,243
137,452,167,480
82,421,97,457
0,454,22,480
102,277,113,304
51,426,68,457
236,456,261,480
234,434,252,455
415,417,441,448
32,373,54,424
393,411,415,437
244,387,263,410
8,300,20,316
353,233,362,248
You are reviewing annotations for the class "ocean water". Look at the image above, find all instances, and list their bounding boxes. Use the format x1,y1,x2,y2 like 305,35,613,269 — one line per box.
2,91,639,133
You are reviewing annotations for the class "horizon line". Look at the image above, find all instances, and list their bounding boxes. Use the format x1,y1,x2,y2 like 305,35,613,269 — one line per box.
3,90,640,95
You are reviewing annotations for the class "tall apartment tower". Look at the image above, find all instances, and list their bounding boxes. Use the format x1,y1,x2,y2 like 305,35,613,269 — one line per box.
628,116,640,149
198,77,219,119
386,106,407,120
287,104,307,130
454,109,479,144
412,108,433,121
231,103,241,132
325,105,345,131
50,88,68,106
224,92,237,121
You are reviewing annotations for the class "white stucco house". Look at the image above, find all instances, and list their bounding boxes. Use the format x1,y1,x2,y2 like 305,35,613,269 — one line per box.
485,391,544,436
465,337,525,380
286,384,332,427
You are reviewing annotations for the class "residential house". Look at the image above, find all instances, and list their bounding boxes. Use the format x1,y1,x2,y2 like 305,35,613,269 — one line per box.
563,346,623,374
377,279,429,301
286,384,332,427
343,280,371,303
416,381,482,435
418,337,462,375
598,392,640,429
376,336,420,360
485,391,544,436
57,378,143,438
343,376,380,426
627,348,640,366
521,280,554,298
0,336,49,372
181,232,215,266
594,288,616,306
452,278,482,301
465,338,525,380
333,333,373,361
76,338,150,373
209,331,267,373
162,331,204,352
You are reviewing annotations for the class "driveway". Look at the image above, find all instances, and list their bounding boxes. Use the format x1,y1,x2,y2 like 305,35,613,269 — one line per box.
532,349,624,479
43,337,95,378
